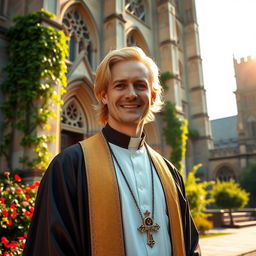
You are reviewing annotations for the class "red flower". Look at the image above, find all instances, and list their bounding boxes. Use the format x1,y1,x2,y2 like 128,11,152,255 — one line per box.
28,184,36,189
10,203,16,209
0,197,5,204
17,236,25,241
3,252,13,256
6,219,12,226
24,210,33,217
26,196,31,200
1,236,9,245
6,242,17,249
34,181,40,187
3,209,9,217
10,210,17,219
14,174,22,182
15,187,23,193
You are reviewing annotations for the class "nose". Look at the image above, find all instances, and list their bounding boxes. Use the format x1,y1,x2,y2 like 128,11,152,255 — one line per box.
125,84,137,100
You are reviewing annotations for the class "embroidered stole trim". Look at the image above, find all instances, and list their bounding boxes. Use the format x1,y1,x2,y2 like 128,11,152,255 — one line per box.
80,133,125,256
147,145,186,256
80,133,185,256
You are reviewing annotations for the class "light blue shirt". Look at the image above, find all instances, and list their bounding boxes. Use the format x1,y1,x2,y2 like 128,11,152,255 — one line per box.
110,141,172,256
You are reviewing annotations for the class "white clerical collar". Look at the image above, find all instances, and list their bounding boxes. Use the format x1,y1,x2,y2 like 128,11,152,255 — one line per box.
102,124,146,150
128,137,144,149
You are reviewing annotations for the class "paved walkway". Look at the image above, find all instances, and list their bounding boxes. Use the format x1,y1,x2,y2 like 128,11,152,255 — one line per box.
199,226,256,256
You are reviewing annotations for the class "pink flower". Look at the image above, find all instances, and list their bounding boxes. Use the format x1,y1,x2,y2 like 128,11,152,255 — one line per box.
17,236,25,241
4,171,10,176
22,201,29,207
14,174,22,182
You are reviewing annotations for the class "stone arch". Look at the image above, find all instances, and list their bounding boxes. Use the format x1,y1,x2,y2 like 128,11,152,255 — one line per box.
63,77,99,133
214,163,237,182
60,76,101,151
126,27,150,55
59,0,99,71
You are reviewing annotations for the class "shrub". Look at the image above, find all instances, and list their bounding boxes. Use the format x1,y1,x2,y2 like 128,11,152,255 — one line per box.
185,164,214,218
211,179,249,226
0,172,39,255
193,217,213,235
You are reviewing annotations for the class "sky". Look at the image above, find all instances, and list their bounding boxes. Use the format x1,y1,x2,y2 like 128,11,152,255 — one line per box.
195,0,256,120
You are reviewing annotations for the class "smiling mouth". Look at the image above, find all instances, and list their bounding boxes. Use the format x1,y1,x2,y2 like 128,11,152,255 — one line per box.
120,104,141,108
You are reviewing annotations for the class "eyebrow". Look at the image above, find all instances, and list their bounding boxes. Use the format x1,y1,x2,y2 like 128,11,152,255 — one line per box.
112,79,147,84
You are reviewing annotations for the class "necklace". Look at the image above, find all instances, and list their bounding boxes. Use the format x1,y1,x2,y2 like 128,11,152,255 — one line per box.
107,143,160,248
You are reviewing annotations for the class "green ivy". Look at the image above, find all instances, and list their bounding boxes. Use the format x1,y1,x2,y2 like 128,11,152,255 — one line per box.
0,9,68,170
159,71,174,90
163,100,188,171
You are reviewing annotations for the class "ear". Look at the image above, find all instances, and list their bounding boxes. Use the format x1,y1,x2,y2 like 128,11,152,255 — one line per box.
151,91,156,105
100,90,108,104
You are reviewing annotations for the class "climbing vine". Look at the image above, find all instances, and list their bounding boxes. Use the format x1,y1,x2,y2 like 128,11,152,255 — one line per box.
163,101,188,171
160,71,188,171
0,9,68,170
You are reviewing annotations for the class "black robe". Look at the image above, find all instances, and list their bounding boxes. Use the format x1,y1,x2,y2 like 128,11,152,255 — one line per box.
23,126,200,256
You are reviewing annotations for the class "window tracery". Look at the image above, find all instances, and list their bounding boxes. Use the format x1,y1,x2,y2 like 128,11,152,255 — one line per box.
61,98,85,128
125,0,146,22
62,8,92,65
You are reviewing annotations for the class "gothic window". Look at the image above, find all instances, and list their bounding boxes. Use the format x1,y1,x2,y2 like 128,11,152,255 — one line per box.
250,121,256,137
126,30,149,55
127,33,138,47
125,0,146,22
61,98,85,128
216,167,236,182
62,8,92,66
0,0,7,17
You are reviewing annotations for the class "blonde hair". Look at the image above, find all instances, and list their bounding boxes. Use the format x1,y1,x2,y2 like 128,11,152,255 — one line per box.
94,47,164,124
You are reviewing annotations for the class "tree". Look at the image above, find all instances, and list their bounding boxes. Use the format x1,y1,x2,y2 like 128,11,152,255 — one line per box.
240,163,256,207
211,180,249,226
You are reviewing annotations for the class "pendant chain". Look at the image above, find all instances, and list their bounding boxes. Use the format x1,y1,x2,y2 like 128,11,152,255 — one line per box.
107,143,155,222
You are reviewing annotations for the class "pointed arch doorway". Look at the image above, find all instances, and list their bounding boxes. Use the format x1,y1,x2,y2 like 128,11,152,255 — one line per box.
60,97,87,151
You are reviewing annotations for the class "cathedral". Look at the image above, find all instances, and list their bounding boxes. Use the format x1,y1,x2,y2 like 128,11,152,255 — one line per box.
0,0,213,179
209,56,256,181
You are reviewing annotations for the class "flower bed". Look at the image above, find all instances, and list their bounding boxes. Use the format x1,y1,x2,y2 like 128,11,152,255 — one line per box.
0,172,39,255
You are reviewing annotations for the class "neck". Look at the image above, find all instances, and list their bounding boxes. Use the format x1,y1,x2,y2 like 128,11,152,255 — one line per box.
108,122,144,137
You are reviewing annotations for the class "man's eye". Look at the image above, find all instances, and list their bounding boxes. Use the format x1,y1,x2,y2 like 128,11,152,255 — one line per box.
115,84,125,89
135,83,147,89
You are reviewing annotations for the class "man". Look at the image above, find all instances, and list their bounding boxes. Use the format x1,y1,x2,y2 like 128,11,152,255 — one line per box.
23,47,200,256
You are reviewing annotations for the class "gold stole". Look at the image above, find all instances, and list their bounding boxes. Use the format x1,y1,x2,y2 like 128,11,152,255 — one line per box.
79,133,185,256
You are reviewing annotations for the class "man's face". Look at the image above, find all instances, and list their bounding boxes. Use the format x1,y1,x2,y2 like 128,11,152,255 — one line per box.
101,60,155,134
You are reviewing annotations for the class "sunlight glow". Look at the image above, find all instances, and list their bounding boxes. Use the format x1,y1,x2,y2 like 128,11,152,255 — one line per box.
195,0,256,120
